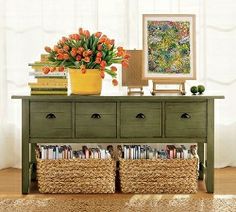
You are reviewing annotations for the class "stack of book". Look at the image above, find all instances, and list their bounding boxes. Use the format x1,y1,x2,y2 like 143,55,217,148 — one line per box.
35,145,113,160
121,144,197,160
28,54,68,95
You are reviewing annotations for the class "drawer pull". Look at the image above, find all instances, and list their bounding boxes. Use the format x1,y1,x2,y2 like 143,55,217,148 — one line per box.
45,113,56,119
181,113,191,119
136,113,145,119
91,113,101,119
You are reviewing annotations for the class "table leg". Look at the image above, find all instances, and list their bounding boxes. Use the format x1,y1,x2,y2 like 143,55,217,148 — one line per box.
206,99,214,193
22,100,30,194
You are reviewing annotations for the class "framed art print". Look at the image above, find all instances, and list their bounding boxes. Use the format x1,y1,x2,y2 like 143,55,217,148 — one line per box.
142,14,196,80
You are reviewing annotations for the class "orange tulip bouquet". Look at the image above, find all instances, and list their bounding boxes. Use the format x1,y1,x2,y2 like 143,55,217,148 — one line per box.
44,28,130,86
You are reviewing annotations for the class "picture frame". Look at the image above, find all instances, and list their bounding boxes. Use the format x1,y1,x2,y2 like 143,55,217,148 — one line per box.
142,14,196,80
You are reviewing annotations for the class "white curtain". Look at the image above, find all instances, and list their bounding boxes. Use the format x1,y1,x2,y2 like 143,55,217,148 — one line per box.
0,0,235,169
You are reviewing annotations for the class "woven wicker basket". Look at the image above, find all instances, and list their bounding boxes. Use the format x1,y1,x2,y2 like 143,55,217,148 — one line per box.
36,158,116,193
119,158,198,194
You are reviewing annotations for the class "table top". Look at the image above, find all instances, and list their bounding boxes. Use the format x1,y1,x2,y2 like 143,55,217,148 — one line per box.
12,92,225,100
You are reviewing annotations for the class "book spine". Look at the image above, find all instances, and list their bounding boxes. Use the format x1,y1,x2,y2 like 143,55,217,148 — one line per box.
31,88,67,91
29,72,67,77
31,91,67,95
28,83,68,88
37,78,67,83
34,76,67,79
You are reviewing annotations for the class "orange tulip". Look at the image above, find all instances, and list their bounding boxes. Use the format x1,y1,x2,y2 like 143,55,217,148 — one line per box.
110,66,117,72
42,66,50,74
97,44,103,51
71,49,77,57
95,57,101,64
58,66,65,72
83,51,88,57
44,46,52,53
96,52,103,58
76,55,82,61
116,51,124,57
100,71,105,79
105,39,111,46
57,54,64,60
63,54,70,60
83,57,90,63
124,53,131,59
50,67,56,72
110,39,115,45
87,50,93,56
84,30,90,38
95,32,102,38
77,47,84,55
99,35,107,43
112,79,118,86
117,46,124,52
61,37,67,43
53,45,59,52
81,65,86,74
73,34,80,40
106,44,112,50
100,60,107,69
63,45,70,51
57,48,64,54
121,60,129,68
79,28,84,35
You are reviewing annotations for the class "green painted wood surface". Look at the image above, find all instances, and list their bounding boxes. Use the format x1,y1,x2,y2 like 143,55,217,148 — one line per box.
29,137,206,144
76,114,116,138
76,102,116,138
22,100,30,194
30,112,72,138
165,102,207,137
206,99,214,193
12,95,225,101
76,102,116,114
30,102,72,138
30,102,71,112
14,95,224,194
120,102,161,138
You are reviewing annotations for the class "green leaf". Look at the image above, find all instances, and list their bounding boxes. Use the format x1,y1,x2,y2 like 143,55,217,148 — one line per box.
88,34,95,49
92,38,99,52
87,61,95,68
94,64,100,69
102,50,107,59
104,68,117,77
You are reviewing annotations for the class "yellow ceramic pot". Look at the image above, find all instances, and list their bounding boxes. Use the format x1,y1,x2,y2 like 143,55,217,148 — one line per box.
69,68,102,95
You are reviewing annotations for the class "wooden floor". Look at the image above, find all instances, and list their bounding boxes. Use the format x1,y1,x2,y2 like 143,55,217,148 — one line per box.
0,167,236,197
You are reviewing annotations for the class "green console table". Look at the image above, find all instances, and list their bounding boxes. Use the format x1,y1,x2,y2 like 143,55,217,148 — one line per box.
12,94,224,194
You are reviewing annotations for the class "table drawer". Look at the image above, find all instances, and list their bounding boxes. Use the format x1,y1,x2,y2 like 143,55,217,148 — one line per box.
30,102,72,138
165,102,207,137
120,102,161,138
76,103,116,138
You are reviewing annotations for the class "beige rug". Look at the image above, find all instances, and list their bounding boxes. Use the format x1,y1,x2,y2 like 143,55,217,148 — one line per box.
1,195,236,212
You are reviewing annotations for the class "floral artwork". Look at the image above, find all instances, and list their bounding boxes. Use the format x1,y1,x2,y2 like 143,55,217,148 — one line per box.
143,15,195,80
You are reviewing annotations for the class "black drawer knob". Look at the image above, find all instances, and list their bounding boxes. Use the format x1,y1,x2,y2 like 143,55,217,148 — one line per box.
136,113,145,119
91,113,101,119
181,113,191,119
46,113,56,119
